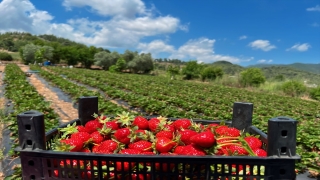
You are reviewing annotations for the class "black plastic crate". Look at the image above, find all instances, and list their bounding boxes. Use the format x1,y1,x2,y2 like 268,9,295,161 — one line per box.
15,96,300,180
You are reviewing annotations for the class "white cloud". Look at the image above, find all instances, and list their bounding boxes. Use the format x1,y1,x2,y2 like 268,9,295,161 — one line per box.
137,40,175,55
239,35,247,40
286,43,311,52
0,0,186,48
62,0,147,18
257,59,273,64
248,40,276,51
306,5,320,12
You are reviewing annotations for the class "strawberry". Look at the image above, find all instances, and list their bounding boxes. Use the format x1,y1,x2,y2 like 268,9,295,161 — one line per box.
119,148,141,155
244,136,262,150
173,146,185,154
84,119,102,134
133,129,150,141
133,116,149,130
155,137,177,153
148,118,160,132
190,131,216,148
128,140,153,152
177,129,198,145
77,125,87,132
215,126,240,137
90,131,104,144
70,131,91,143
180,144,206,156
253,149,267,157
156,130,174,140
173,118,192,130
105,120,119,130
126,174,151,180
228,145,249,155
113,127,132,144
97,139,121,154
58,137,84,152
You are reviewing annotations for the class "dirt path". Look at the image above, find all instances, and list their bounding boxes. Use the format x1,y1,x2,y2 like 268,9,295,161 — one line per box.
19,65,78,124
0,64,6,178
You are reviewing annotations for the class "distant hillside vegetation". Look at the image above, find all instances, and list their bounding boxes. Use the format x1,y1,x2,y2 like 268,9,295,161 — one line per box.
211,61,244,75
248,63,320,75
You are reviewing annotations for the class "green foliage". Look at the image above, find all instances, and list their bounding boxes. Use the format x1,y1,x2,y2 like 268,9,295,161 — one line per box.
166,65,180,79
309,87,320,101
274,74,285,81
22,43,41,64
240,68,266,87
127,53,154,73
94,51,119,70
181,61,202,80
200,66,224,82
280,80,307,97
0,52,13,61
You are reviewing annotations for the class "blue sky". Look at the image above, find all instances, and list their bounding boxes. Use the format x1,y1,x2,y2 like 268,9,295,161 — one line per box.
0,0,319,66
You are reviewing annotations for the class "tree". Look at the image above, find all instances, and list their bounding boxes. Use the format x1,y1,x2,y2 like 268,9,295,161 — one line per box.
122,50,138,63
22,43,41,64
127,53,154,73
181,61,202,80
94,51,120,70
239,68,266,87
200,66,224,82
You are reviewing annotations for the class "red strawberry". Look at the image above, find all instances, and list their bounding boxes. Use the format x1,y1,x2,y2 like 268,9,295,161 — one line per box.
119,148,142,155
70,131,91,143
148,118,160,132
90,131,104,144
180,144,206,156
177,129,198,145
253,149,267,157
105,120,119,130
162,123,176,133
156,130,174,140
155,137,177,153
228,145,249,155
126,173,151,180
190,131,216,148
98,140,121,153
173,146,185,154
77,125,87,132
244,136,262,150
114,127,132,144
133,116,149,130
128,140,153,152
60,137,84,152
215,126,240,137
173,118,192,130
84,119,102,134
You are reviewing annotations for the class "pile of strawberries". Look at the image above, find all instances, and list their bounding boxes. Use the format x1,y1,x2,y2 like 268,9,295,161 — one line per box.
53,112,267,179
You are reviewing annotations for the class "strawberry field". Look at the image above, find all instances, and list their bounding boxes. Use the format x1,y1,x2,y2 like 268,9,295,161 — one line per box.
1,63,320,179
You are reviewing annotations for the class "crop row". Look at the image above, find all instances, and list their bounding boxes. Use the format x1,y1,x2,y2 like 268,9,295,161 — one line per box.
3,64,60,155
29,65,129,116
44,66,320,174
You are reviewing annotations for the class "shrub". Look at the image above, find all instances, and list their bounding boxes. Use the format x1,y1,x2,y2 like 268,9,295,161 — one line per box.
239,68,266,87
280,80,306,97
0,52,13,61
309,86,320,101
200,66,223,82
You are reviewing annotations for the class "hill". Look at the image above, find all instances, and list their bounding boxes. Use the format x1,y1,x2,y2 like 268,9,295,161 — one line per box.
248,63,320,75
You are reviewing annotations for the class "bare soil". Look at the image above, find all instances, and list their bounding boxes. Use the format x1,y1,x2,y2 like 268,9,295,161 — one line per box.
19,65,78,124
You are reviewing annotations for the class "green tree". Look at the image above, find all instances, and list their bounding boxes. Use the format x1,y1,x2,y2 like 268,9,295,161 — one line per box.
281,80,307,97
94,51,120,70
309,86,320,101
127,53,154,73
200,66,224,82
240,68,266,87
22,43,41,64
181,61,202,80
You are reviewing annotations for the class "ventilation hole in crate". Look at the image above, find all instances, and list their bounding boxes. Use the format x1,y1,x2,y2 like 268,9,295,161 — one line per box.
28,160,34,166
279,169,286,174
25,124,31,131
281,130,287,137
281,147,287,154
30,175,35,180
27,140,33,145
